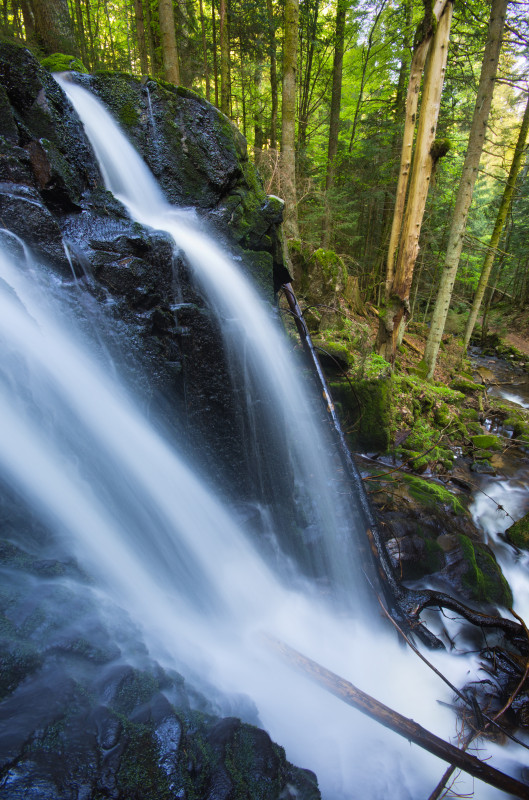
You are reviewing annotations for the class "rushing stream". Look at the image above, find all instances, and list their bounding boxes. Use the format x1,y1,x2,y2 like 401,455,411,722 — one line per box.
1,75,527,798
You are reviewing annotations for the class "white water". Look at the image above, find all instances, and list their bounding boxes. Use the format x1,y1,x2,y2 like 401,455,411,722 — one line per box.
0,76,523,797
57,76,369,600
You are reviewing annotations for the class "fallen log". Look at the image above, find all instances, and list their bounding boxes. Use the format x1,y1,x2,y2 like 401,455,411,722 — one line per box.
264,635,529,799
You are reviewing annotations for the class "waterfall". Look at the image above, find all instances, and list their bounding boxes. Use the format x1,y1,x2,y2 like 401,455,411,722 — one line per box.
0,76,522,799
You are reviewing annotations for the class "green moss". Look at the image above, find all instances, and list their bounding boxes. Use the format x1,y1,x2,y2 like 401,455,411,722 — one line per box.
312,248,348,285
458,535,513,607
41,53,88,73
403,474,465,515
117,721,173,800
330,375,392,452
398,418,455,472
449,377,485,394
118,100,140,128
470,434,503,451
112,670,160,715
225,725,282,800
362,353,391,380
506,513,529,550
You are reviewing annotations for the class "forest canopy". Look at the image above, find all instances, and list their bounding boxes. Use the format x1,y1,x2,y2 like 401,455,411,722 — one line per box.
2,0,529,373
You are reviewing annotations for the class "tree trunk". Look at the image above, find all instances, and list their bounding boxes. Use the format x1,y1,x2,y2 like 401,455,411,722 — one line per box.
31,0,80,56
422,0,508,378
297,0,319,153
132,0,149,74
211,0,219,106
321,0,346,248
219,0,229,114
158,0,180,85
462,92,529,352
385,0,449,297
198,0,210,101
281,0,299,240
376,0,453,363
266,0,278,148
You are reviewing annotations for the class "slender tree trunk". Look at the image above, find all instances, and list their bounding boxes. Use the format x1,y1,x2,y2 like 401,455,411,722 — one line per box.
211,0,219,106
239,35,246,136
376,0,453,362
32,0,80,55
158,0,180,85
72,0,88,66
198,0,210,101
266,0,278,148
281,0,300,239
321,0,346,248
297,0,319,152
422,0,508,377
462,92,529,352
385,0,449,297
133,0,149,74
253,65,265,163
348,0,388,153
219,0,229,114
20,0,35,44
103,0,117,68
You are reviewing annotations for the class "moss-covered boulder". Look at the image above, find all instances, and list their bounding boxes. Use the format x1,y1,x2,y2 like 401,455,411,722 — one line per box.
458,534,513,607
470,434,503,451
449,377,485,395
330,373,392,452
505,513,529,550
40,53,88,73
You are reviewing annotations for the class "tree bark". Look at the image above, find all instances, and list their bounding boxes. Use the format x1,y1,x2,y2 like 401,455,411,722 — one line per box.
422,0,508,378
133,0,149,74
31,0,80,56
219,0,230,115
376,0,453,363
281,0,300,239
211,0,219,106
384,0,449,297
158,0,181,85
462,91,529,353
198,0,210,101
321,0,347,248
266,0,278,149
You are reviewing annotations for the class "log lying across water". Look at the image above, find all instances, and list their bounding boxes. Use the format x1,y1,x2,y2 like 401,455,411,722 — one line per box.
264,635,529,799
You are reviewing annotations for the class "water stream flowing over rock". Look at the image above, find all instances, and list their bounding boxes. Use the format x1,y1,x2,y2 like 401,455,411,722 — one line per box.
0,43,528,800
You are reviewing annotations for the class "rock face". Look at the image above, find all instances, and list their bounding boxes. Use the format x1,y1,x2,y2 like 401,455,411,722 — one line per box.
0,42,319,800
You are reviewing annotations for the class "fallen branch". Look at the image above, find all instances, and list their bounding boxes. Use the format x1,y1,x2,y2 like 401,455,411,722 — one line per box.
428,609,529,799
263,635,529,799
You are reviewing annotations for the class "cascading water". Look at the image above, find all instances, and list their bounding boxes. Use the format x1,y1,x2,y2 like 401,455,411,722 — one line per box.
56,75,373,602
1,75,526,798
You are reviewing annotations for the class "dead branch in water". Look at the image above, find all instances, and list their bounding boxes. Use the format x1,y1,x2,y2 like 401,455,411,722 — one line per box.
262,635,529,799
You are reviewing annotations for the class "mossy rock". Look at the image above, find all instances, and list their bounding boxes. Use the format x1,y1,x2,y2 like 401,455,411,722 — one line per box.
458,535,513,607
505,513,529,550
470,434,503,451
449,377,485,395
403,475,465,515
41,53,88,74
330,375,392,452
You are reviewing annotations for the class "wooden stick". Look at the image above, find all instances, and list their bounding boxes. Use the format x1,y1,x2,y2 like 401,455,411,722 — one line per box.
263,635,529,799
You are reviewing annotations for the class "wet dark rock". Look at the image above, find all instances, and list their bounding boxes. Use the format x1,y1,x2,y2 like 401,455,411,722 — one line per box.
0,42,315,800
